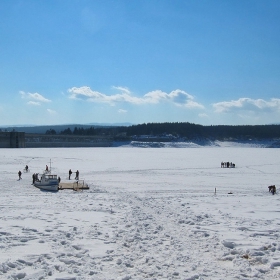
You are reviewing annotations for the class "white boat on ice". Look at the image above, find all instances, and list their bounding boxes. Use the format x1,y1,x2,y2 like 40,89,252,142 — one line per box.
34,173,59,191
33,160,59,191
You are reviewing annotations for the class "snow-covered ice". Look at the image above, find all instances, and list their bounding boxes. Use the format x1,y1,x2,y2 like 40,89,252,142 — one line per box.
0,147,280,279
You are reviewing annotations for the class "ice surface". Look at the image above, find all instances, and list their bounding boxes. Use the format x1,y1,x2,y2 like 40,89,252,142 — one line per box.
0,146,280,279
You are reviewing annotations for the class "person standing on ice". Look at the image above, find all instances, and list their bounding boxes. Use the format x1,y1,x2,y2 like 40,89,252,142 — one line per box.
32,173,36,184
75,170,79,180
69,169,72,180
18,170,22,180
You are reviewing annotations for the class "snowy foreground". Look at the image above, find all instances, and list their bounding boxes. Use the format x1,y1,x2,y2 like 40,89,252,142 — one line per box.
0,147,280,280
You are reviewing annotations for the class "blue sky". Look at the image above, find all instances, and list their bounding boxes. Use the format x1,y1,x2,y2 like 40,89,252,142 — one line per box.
1,0,280,126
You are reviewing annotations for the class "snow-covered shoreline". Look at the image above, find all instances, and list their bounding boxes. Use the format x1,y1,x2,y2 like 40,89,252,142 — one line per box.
114,139,280,148
0,147,280,279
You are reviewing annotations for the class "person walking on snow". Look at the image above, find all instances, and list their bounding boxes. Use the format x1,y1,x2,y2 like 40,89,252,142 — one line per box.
69,169,72,180
18,170,22,180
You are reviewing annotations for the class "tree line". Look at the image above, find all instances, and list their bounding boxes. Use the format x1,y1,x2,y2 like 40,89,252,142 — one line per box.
45,122,280,140
45,126,125,137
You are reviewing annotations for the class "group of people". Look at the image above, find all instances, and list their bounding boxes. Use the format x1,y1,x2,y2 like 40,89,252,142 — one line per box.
18,166,30,180
69,169,79,180
32,173,40,184
221,161,235,168
18,166,80,182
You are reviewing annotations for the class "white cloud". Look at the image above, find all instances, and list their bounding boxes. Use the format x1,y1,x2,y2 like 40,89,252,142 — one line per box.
27,101,40,106
47,109,57,115
199,113,209,118
143,90,169,104
68,86,204,109
118,109,127,114
112,86,131,95
20,91,51,104
213,98,280,113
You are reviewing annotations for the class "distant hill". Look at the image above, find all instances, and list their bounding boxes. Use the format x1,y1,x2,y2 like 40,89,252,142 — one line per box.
0,123,132,134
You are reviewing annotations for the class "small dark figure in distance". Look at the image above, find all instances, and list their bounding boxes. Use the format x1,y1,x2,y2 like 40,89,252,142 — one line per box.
32,173,36,184
75,170,79,180
25,165,28,172
58,176,61,183
46,165,48,172
69,169,72,180
268,185,276,195
18,170,22,180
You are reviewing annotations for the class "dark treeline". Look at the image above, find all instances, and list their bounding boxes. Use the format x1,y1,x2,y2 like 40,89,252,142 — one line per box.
126,122,203,138
46,126,127,137
46,126,98,136
202,125,280,139
45,123,280,140
126,123,280,139
60,126,96,136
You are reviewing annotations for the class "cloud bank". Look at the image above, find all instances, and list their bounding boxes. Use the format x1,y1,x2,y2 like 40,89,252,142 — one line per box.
213,98,280,113
18,87,280,126
68,86,204,109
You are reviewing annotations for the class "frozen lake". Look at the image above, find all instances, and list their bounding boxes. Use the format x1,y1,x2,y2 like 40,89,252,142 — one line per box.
0,147,280,279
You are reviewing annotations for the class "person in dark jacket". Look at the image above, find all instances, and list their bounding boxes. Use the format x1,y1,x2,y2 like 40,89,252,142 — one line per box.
18,170,22,180
69,169,72,180
75,170,79,180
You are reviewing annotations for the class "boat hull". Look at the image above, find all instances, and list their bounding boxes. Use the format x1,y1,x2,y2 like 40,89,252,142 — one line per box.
34,183,59,192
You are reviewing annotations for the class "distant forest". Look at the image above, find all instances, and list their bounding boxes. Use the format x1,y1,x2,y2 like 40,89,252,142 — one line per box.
45,122,280,140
